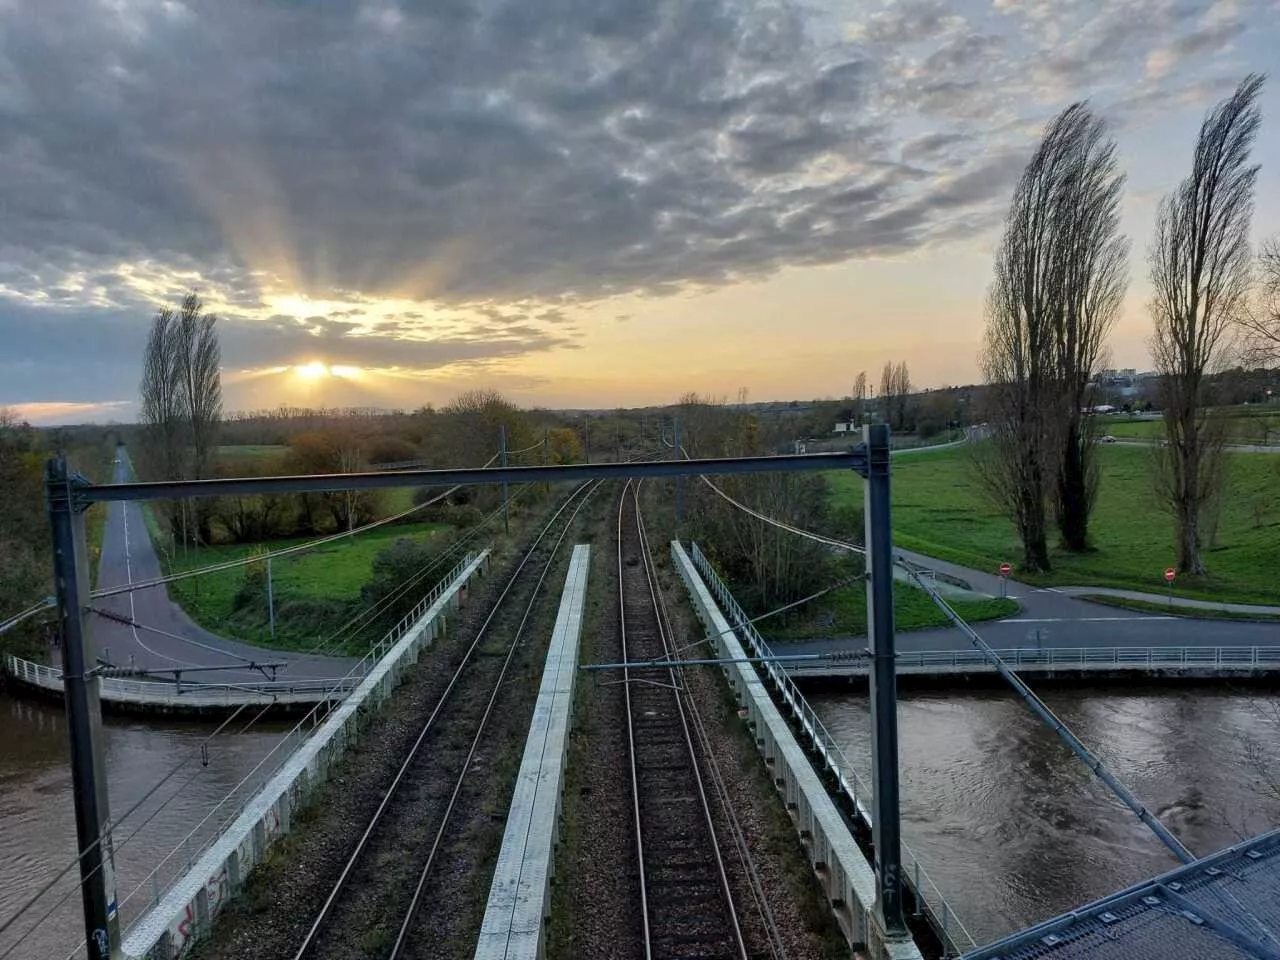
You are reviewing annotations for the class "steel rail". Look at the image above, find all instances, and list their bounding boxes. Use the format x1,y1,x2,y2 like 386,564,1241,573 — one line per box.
635,488,787,959
620,481,748,960
290,481,598,960
75,453,856,503
386,478,606,959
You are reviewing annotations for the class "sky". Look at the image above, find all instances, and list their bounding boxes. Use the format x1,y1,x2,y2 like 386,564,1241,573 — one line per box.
1,0,1278,424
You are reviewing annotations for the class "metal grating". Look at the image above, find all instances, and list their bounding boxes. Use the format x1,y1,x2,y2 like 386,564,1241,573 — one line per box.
962,829,1280,960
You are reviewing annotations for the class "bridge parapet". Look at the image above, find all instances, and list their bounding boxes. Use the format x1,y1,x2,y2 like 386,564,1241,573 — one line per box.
674,541,962,959
118,550,489,960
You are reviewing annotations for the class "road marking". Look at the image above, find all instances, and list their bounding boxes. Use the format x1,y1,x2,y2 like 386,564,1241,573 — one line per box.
1006,616,1178,623
118,495,204,668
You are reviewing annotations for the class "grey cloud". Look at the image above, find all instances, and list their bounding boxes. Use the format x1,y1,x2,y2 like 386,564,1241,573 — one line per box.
220,315,576,372
0,0,996,314
0,0,1263,411
863,0,960,44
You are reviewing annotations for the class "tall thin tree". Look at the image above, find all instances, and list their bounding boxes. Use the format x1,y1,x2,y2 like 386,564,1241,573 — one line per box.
977,108,1084,571
1150,74,1264,575
1050,104,1128,552
851,371,867,424
140,307,184,482
173,292,223,483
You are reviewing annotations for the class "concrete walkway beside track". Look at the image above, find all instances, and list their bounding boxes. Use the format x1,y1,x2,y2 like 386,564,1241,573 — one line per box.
474,544,590,960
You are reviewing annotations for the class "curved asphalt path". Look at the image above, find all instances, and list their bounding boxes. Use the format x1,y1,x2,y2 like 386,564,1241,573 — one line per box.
92,449,354,685
781,546,1280,659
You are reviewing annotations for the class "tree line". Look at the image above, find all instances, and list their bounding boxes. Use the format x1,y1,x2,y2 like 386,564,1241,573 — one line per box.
979,75,1273,575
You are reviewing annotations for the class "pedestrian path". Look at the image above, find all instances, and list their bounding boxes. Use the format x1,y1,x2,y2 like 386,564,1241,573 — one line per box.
1055,586,1280,616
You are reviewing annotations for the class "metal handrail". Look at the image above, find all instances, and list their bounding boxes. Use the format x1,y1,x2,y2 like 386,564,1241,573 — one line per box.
114,551,482,940
4,553,480,708
789,645,1280,673
687,544,976,953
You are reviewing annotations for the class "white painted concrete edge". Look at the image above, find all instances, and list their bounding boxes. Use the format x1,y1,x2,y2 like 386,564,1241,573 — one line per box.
671,541,924,960
474,544,590,960
120,549,490,960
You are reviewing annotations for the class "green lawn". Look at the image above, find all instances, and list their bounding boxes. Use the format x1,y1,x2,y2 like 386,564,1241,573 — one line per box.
827,444,1280,604
1103,418,1164,439
1076,594,1280,622
1104,410,1280,444
763,581,1019,641
157,520,449,650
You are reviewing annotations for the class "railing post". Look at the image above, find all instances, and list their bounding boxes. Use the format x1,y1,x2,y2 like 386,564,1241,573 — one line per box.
46,457,120,960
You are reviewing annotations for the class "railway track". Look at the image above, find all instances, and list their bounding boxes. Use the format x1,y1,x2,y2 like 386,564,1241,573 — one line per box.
618,481,785,960
291,480,603,960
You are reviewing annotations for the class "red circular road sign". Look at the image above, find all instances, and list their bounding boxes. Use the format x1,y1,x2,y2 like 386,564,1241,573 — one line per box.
999,563,1012,577
1164,567,1176,582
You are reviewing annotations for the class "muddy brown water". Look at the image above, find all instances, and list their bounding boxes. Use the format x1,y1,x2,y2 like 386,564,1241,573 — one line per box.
813,684,1280,947
2,684,1278,957
0,694,294,960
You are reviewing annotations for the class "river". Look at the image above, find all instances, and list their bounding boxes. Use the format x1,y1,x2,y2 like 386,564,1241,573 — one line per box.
813,684,1280,947
3,684,1278,957
0,693,299,960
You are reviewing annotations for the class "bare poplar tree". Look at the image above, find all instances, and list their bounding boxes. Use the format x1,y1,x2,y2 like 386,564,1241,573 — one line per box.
892,361,911,431
979,102,1129,567
1050,105,1128,552
173,292,223,482
140,307,185,482
851,371,867,424
1150,74,1264,575
1239,237,1280,366
139,292,222,542
977,108,1082,570
879,362,895,427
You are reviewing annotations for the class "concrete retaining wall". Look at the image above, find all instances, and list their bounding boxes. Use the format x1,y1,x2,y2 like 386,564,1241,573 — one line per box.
120,550,490,960
474,544,590,960
671,542,923,960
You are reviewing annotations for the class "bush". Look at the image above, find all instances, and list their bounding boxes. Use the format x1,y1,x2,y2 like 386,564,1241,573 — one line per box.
358,531,460,635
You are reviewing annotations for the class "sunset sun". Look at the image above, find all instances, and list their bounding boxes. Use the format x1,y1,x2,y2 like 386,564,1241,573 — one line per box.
293,361,330,380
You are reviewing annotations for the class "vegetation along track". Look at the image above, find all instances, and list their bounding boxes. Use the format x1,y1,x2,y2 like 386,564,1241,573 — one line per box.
287,479,604,960
618,481,787,960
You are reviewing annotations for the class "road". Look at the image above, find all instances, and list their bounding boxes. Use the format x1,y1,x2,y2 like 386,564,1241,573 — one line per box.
92,450,353,685
780,546,1280,659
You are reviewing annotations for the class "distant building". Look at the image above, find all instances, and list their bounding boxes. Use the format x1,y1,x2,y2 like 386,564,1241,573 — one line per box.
1094,368,1160,399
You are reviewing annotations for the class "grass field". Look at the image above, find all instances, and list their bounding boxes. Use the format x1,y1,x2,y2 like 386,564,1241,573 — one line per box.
762,581,1019,641
157,519,449,650
827,444,1280,604
1104,409,1280,444
1103,418,1164,439
1077,594,1280,622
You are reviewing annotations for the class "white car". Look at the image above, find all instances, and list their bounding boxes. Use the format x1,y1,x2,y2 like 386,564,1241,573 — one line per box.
1100,435,1117,443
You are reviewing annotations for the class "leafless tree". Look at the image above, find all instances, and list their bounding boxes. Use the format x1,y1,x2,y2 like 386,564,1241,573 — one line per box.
878,361,911,431
140,307,185,482
1238,237,1280,366
1050,105,1128,552
1150,75,1264,575
979,108,1084,570
851,371,867,424
139,292,222,542
980,103,1129,566
173,293,223,482
879,362,895,427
